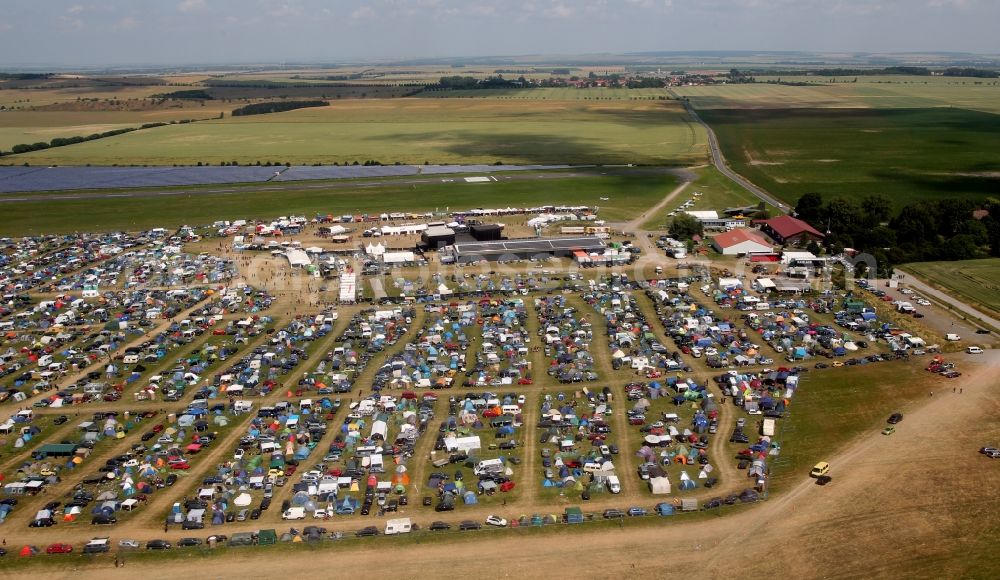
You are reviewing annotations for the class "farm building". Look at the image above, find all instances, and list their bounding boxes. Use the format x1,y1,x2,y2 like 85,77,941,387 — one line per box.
712,229,774,256
446,236,605,263
758,215,824,245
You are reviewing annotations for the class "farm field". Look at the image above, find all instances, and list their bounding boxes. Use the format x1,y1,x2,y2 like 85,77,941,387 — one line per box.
674,76,1000,113
420,87,673,100
901,258,1000,319
8,98,707,167
700,107,1000,207
0,110,225,150
0,170,680,235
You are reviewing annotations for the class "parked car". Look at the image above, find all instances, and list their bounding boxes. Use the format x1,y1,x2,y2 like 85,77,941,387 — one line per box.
459,520,481,531
881,426,896,436
355,526,378,537
45,543,74,554
119,539,140,549
485,515,508,527
146,539,171,550
429,521,451,531
178,537,203,547
887,413,903,424
603,509,625,519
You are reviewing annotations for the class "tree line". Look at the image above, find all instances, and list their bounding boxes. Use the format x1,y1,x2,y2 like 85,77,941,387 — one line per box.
0,119,208,157
230,100,327,116
795,192,1000,270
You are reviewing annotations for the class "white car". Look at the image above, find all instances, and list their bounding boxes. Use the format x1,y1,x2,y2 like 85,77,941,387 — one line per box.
313,509,328,519
119,539,140,549
485,515,508,527
967,346,984,354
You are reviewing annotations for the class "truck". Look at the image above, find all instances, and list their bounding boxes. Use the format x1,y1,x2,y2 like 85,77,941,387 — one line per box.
762,418,776,437
384,518,413,535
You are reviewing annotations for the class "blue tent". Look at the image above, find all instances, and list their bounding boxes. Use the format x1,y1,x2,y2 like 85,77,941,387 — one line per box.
463,491,478,505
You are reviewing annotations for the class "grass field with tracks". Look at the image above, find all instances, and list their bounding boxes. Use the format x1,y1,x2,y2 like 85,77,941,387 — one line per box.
675,77,1000,113
902,258,1000,319
8,98,707,166
701,107,1000,208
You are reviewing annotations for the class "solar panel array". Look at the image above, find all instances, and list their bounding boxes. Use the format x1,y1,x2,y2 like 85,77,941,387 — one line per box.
0,164,571,193
453,236,605,256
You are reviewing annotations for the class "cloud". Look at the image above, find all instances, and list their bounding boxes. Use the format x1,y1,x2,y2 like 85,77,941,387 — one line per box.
351,5,375,20
114,15,139,30
177,0,206,13
265,2,302,17
544,2,575,18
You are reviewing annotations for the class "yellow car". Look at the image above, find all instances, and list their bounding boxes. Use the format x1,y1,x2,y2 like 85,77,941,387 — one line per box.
810,462,830,477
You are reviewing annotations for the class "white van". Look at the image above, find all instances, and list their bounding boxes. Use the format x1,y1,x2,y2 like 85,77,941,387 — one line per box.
474,458,504,476
966,346,984,354
945,333,961,342
384,518,412,535
607,475,622,494
282,507,305,520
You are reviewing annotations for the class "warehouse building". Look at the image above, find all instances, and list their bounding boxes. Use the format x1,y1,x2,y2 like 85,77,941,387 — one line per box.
444,236,605,264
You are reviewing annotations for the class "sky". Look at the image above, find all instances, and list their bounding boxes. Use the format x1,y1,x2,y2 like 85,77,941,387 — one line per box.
0,0,997,67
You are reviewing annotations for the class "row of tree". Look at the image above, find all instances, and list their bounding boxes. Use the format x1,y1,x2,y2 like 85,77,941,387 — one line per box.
230,100,327,116
795,192,1000,267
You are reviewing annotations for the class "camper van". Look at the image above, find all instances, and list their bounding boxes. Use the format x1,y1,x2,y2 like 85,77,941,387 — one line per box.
384,518,413,535
474,458,504,476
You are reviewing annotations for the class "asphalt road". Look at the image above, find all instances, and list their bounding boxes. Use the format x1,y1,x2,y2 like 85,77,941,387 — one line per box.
669,91,788,212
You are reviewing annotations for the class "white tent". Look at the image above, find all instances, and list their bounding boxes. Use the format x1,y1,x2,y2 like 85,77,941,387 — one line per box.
234,493,253,507
649,476,671,495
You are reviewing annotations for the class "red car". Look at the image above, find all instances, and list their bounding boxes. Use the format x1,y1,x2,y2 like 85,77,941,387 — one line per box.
46,543,73,554
517,378,533,385
152,424,164,433
213,329,227,335
284,465,297,476
169,462,190,470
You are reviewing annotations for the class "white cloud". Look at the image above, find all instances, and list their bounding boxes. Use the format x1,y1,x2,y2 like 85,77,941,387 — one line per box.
114,15,139,30
544,2,575,18
265,2,302,17
351,5,375,20
177,0,206,13
67,4,86,15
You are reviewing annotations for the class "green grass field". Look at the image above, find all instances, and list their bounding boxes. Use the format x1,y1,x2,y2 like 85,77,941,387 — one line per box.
0,170,679,235
768,361,937,489
0,110,227,150
675,77,1000,113
902,258,1000,319
701,107,1000,208
640,165,764,229
7,98,707,167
